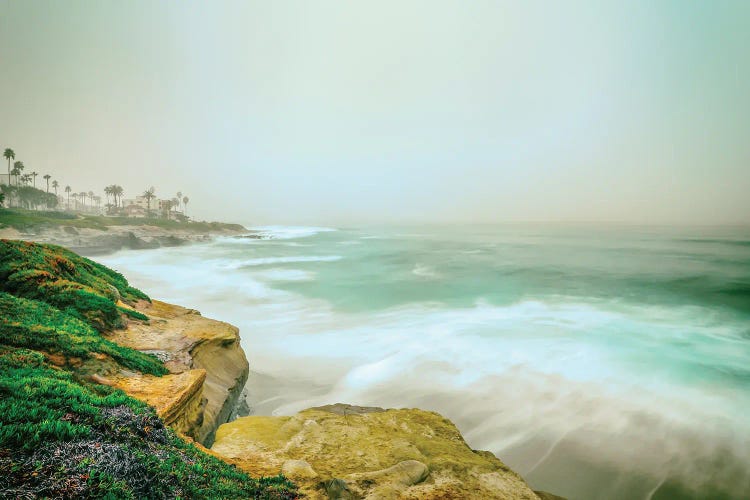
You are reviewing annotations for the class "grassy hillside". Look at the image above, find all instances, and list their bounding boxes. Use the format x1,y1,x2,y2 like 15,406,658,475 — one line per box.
0,240,296,499
0,208,246,233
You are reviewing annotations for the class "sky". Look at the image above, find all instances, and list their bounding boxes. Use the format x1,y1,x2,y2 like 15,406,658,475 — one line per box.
1,1,748,225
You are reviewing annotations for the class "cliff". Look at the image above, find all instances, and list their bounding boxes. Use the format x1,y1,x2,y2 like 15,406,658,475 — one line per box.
212,404,558,500
106,299,250,445
0,239,295,498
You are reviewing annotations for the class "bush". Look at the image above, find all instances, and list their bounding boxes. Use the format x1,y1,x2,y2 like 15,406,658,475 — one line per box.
0,293,166,375
0,348,298,499
0,240,149,331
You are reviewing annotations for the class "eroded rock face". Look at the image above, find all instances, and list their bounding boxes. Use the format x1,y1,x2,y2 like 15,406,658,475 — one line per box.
105,300,249,444
109,369,207,437
211,403,543,499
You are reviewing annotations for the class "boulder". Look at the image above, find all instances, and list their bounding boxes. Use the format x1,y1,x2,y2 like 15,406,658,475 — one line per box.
212,405,544,499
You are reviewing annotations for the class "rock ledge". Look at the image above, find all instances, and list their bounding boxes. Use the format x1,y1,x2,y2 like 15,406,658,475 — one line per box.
212,403,545,499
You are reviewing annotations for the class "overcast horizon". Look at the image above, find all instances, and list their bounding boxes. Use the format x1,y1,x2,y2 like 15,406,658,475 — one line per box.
1,1,748,226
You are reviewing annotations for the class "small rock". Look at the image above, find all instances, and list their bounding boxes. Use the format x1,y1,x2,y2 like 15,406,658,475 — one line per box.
89,373,114,386
281,459,318,479
323,478,355,499
347,459,429,491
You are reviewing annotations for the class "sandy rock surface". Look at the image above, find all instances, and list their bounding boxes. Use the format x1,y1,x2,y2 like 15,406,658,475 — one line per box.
212,403,545,499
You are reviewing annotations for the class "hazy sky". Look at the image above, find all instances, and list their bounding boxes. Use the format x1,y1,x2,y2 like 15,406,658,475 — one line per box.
1,1,748,225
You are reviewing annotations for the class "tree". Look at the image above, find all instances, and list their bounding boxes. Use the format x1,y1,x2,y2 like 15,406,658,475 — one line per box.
11,161,23,186
71,192,78,210
143,187,156,216
113,185,124,208
182,196,189,216
52,180,59,195
15,185,57,210
43,174,51,193
176,191,182,211
0,191,4,207
31,171,38,188
3,148,14,187
65,185,71,209
161,198,175,219
21,174,31,186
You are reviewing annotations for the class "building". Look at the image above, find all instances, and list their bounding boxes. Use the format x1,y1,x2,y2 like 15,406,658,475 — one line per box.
121,195,151,210
120,195,160,217
123,204,147,218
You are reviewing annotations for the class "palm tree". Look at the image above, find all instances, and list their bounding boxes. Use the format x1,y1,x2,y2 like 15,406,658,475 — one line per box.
52,180,59,195
71,192,79,210
65,185,71,209
79,192,87,209
166,199,177,219
12,161,23,186
3,148,14,186
21,174,31,186
143,187,156,216
113,185,124,208
182,196,189,216
31,171,38,188
43,174,51,193
176,191,182,211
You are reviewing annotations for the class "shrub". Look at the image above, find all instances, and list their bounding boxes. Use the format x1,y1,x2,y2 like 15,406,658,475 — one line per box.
0,240,149,331
0,348,297,499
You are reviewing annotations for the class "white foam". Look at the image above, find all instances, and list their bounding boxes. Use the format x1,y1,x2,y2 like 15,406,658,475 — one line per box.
254,268,316,282
411,263,440,278
248,225,337,240
98,241,750,499
229,255,342,268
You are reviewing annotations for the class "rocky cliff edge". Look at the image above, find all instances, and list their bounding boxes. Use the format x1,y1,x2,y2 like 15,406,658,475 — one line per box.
101,299,249,445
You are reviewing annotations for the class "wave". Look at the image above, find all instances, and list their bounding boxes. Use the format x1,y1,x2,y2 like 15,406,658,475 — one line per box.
98,227,750,500
227,255,342,269
248,298,750,499
411,263,440,279
248,225,337,240
254,268,316,282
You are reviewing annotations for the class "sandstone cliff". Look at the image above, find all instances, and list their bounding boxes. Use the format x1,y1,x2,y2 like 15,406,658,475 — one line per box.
212,403,557,500
104,299,249,445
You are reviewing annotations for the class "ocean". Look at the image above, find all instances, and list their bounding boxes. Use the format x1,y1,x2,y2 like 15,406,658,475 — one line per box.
99,224,750,500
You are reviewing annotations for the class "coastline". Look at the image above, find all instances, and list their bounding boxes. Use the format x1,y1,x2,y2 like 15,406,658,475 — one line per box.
0,214,250,256
0,236,563,499
94,224,750,500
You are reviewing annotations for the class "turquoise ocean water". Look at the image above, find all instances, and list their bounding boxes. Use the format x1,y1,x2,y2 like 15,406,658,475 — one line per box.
100,224,750,499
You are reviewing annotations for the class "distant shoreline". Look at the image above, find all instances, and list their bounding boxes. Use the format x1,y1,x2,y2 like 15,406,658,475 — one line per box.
0,208,250,256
